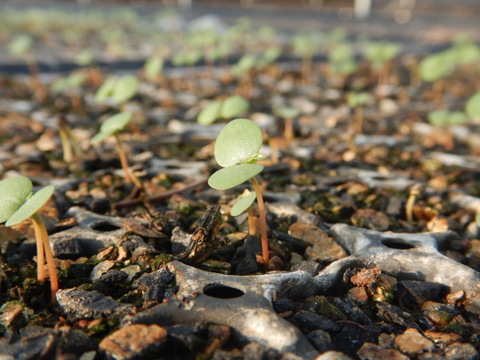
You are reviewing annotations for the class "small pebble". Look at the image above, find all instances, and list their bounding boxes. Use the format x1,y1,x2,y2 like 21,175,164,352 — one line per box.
394,328,435,356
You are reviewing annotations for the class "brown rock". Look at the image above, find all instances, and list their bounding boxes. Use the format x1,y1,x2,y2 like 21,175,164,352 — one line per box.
357,342,409,360
423,331,462,346
444,343,479,360
394,328,434,356
99,324,167,360
289,223,347,262
350,209,390,231
315,350,353,360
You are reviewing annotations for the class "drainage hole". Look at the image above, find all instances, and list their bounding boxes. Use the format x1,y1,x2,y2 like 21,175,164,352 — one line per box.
203,283,245,299
90,221,121,232
381,238,416,250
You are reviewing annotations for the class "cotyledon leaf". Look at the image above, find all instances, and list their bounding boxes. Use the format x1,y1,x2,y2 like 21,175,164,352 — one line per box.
0,176,33,223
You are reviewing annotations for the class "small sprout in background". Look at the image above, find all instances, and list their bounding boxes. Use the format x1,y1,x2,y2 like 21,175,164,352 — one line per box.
465,92,480,120
273,105,299,144
293,32,316,82
57,114,84,163
231,54,257,97
90,112,143,189
364,41,400,88
143,55,164,82
8,33,47,102
327,43,358,87
405,183,423,224
51,71,86,110
418,51,455,103
197,95,250,125
94,74,139,107
347,92,372,134
207,119,270,268
427,110,468,127
0,176,58,300
75,48,102,87
450,33,480,68
256,44,282,76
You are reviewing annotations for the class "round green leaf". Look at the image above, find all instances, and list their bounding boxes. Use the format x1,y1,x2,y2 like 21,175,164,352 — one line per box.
144,56,164,81
231,190,257,216
8,34,33,56
197,101,222,125
214,119,263,167
427,110,449,126
466,92,480,119
448,111,468,125
94,77,117,104
208,164,264,190
91,112,132,144
0,176,32,223
6,185,54,227
220,95,250,119
274,105,299,119
112,75,139,104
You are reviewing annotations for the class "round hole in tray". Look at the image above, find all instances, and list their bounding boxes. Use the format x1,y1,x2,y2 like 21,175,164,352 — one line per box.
203,283,245,299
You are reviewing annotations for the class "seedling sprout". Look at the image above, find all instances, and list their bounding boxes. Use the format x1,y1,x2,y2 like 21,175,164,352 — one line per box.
208,119,270,267
197,95,250,125
0,177,58,300
466,92,480,120
91,112,143,188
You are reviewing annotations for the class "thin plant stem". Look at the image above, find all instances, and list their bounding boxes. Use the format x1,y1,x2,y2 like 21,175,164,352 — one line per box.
247,207,256,236
114,134,142,188
284,117,294,144
355,106,363,134
32,214,59,300
59,128,73,163
251,177,269,268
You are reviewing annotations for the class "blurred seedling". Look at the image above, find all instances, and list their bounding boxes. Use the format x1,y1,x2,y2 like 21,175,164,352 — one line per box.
293,32,316,83
231,54,258,97
268,105,300,164
364,41,400,88
327,43,358,87
57,114,84,163
75,48,103,87
90,112,143,189
51,70,86,110
143,55,164,83
207,119,270,268
94,74,139,108
427,110,468,127
347,92,372,134
418,51,456,104
465,92,480,120
197,95,250,125
405,183,423,224
8,33,47,102
0,176,57,300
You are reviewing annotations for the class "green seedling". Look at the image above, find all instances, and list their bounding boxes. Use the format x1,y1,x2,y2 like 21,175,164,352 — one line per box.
273,105,300,144
0,176,57,300
347,92,372,134
451,34,480,67
51,71,86,110
465,92,480,120
427,109,468,127
143,55,164,82
8,33,47,102
328,43,357,86
197,95,250,125
364,41,400,86
293,32,316,81
208,119,270,267
418,51,456,102
57,115,84,163
91,112,142,188
94,74,139,106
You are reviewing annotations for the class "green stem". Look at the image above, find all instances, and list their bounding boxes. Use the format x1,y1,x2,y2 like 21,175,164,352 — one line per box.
32,214,59,301
251,177,269,268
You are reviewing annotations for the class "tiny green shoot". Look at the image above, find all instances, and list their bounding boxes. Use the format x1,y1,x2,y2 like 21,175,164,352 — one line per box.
465,92,480,120
0,176,58,300
197,95,250,125
208,119,270,267
91,112,142,188
94,75,139,106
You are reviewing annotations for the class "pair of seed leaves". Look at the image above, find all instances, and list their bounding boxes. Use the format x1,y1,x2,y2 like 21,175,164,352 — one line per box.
208,119,265,216
0,177,54,227
91,112,132,144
